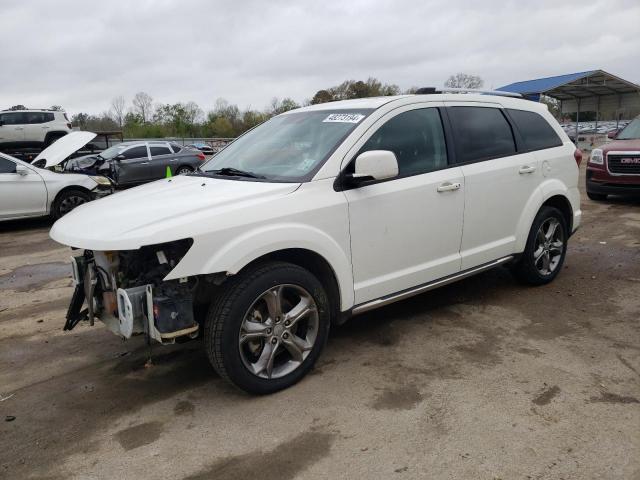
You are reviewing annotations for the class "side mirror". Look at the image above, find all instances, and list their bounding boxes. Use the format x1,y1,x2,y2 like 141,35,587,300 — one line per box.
16,165,29,176
115,154,126,161
607,131,618,139
351,150,399,182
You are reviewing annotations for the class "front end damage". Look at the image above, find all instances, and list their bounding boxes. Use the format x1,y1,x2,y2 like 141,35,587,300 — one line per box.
65,239,201,344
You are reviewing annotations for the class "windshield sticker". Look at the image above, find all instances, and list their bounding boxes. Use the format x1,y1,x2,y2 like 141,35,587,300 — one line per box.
323,113,365,123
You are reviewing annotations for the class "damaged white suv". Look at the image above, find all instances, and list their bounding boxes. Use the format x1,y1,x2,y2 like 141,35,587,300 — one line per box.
51,90,582,394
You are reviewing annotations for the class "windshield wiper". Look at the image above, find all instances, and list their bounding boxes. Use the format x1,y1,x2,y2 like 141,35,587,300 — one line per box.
207,167,265,179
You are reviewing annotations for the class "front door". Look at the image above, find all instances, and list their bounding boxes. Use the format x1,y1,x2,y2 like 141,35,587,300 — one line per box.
114,145,151,184
343,105,465,304
0,157,47,219
0,112,25,146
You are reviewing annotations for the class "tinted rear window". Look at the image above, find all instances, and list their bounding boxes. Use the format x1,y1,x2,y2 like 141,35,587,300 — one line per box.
150,145,172,156
448,107,516,163
171,144,182,153
507,109,562,150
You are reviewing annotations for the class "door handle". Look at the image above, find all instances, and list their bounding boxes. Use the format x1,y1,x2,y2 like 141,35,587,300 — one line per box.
140,162,149,165
519,165,536,174
437,182,461,192
15,127,24,130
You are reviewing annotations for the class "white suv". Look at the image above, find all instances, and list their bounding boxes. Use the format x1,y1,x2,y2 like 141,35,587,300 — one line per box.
0,109,72,149
51,90,582,394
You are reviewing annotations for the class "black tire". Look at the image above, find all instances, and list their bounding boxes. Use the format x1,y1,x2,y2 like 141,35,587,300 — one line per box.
511,206,568,286
204,261,330,394
587,191,607,201
176,166,193,175
52,189,91,219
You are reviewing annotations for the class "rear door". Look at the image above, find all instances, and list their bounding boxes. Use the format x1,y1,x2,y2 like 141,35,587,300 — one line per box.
445,102,541,269
115,145,151,184
0,112,26,145
148,143,174,178
0,156,47,219
22,112,50,144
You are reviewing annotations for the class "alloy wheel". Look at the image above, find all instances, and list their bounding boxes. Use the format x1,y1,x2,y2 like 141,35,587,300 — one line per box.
533,217,564,276
238,284,319,379
59,195,87,215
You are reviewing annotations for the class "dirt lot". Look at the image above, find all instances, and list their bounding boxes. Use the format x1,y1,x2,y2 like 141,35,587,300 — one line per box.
1,167,639,480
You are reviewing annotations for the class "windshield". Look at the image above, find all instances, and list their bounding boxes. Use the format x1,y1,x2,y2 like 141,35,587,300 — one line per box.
617,118,640,140
99,144,129,159
201,110,372,181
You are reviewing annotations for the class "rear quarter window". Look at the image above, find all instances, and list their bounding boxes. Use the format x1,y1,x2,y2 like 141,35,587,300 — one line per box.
507,109,562,151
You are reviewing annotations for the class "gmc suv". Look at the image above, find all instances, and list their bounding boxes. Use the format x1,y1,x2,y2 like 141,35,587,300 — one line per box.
587,116,640,200
50,90,582,394
0,109,72,149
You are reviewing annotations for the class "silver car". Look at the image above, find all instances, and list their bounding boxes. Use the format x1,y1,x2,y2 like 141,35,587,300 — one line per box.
65,141,206,186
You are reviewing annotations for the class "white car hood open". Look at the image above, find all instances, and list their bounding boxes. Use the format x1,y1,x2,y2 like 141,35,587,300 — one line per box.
34,131,97,168
50,175,300,250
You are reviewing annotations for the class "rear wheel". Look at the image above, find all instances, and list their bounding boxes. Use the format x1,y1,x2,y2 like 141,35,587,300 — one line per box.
587,191,607,201
52,189,91,219
511,206,568,286
204,261,330,394
176,166,193,175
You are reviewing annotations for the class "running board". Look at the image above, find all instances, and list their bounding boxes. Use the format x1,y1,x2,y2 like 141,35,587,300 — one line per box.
351,256,514,315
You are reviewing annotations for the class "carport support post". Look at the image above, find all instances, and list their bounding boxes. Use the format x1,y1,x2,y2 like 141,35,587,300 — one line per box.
575,98,581,143
595,96,600,133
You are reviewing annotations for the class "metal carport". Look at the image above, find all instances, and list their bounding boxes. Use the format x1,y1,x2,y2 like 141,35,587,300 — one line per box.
497,70,640,142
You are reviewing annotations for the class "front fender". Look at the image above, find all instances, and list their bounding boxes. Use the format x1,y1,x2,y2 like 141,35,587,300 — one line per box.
165,223,354,310
514,179,574,253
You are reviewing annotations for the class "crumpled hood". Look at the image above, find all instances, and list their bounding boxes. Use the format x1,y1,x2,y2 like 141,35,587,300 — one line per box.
50,175,300,250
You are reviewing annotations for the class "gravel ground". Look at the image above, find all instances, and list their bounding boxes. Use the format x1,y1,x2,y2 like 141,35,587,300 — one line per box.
0,164,639,480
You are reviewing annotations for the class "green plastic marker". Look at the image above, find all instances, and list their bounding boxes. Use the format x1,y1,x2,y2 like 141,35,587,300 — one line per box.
166,166,172,178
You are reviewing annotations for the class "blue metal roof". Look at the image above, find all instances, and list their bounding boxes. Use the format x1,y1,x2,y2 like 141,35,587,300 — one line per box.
497,71,596,95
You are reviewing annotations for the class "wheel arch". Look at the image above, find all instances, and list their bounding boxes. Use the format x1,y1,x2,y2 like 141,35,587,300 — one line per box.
514,180,574,253
166,224,354,311
44,131,69,145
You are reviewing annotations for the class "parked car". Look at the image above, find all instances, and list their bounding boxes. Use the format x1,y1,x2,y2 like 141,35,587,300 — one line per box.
0,109,72,149
65,141,206,186
0,133,112,221
587,116,640,200
51,91,581,394
187,142,215,155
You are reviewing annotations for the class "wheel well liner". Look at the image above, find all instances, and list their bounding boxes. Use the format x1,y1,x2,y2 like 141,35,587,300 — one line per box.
240,248,342,324
541,194,573,233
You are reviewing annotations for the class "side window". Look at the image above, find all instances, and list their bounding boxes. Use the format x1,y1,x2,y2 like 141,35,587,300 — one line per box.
24,112,44,124
448,106,516,163
0,112,25,125
170,144,182,153
507,109,563,151
44,112,55,122
0,157,17,173
359,108,448,177
150,145,172,156
121,146,148,159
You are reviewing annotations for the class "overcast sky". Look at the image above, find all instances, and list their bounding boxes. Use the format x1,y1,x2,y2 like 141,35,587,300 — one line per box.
1,0,639,116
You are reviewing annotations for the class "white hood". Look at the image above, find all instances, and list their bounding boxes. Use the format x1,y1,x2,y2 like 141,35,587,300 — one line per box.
34,131,97,168
50,174,300,250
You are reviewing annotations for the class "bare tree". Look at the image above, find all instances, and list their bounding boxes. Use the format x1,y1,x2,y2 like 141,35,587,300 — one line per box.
110,95,126,128
49,105,63,111
444,73,484,89
132,92,154,123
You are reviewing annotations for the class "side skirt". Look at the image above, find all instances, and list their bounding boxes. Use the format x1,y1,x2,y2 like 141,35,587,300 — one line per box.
351,256,514,316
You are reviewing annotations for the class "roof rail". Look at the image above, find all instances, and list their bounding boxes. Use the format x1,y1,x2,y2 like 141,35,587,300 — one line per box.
414,87,523,98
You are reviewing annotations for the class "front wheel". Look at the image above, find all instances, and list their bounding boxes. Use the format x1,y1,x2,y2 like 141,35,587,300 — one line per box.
52,189,91,219
204,261,330,394
511,206,568,286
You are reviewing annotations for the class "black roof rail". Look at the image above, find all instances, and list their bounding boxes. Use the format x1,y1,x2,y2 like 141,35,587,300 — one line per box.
415,87,523,98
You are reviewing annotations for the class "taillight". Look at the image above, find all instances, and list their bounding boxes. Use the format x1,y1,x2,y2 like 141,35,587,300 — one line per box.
574,148,583,166
197,152,205,161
